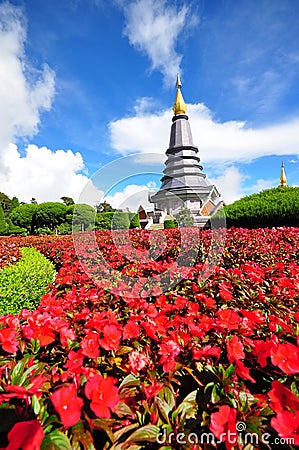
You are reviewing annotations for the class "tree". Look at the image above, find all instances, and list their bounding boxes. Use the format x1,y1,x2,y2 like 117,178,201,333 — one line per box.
72,204,96,231
0,192,11,214
10,204,38,235
174,208,194,227
0,205,8,235
61,196,75,206
11,196,20,210
96,201,115,213
35,202,67,231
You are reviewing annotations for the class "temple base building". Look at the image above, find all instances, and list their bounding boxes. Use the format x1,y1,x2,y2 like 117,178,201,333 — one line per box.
148,75,223,228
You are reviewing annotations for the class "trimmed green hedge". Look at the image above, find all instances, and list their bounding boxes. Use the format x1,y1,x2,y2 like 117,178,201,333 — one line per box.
0,247,55,315
213,186,299,228
96,212,140,230
128,212,140,228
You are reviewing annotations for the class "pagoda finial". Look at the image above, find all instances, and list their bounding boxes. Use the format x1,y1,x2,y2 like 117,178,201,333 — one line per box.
173,74,187,115
280,162,287,187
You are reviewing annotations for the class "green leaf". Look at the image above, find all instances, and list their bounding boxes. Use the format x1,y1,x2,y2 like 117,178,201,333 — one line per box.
181,390,197,403
119,374,140,389
91,418,117,443
211,384,221,403
113,423,139,441
71,422,96,450
116,346,133,355
125,425,160,443
114,401,134,417
19,363,43,387
32,394,40,415
173,400,197,422
225,364,235,378
156,397,171,423
41,430,72,450
10,359,26,385
158,386,175,411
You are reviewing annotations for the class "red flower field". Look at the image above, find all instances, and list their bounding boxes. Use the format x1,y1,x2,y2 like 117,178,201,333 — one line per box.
0,227,298,449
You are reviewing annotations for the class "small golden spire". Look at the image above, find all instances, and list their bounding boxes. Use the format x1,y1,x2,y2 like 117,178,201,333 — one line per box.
173,74,187,115
280,162,287,186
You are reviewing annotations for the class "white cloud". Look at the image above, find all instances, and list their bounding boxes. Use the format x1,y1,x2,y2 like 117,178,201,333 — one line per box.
105,182,157,211
0,144,102,205
0,2,55,152
248,178,276,193
122,0,197,85
0,2,100,205
109,102,299,166
209,167,245,205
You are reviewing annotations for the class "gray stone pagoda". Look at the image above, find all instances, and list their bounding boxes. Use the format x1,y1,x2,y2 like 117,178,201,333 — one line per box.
149,75,223,227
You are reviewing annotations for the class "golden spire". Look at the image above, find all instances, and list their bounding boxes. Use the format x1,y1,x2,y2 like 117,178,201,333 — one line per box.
173,74,187,115
280,162,287,186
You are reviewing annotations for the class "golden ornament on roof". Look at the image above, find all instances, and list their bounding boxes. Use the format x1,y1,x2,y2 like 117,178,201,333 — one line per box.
173,74,187,115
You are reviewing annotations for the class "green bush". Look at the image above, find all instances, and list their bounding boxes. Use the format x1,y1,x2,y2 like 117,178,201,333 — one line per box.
0,204,8,235
112,211,130,230
35,227,54,235
57,222,72,235
128,212,140,228
96,212,133,230
164,219,178,229
174,208,194,226
0,247,55,315
213,186,299,228
96,212,113,230
7,218,28,236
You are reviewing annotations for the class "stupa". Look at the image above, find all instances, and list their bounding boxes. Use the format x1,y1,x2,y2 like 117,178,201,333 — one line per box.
280,162,287,187
149,75,223,227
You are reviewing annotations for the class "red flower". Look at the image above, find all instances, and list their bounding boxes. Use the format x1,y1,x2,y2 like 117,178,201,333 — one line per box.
51,384,83,427
159,340,180,372
123,321,140,340
204,296,216,308
31,327,56,347
193,345,221,361
219,283,233,301
99,325,122,351
268,380,299,413
59,325,76,347
209,405,238,450
81,331,100,359
128,351,149,375
271,410,299,445
64,350,85,371
142,381,164,401
216,309,241,331
226,335,245,362
235,360,255,383
251,339,274,367
85,374,120,418
0,327,18,354
5,420,44,450
271,342,299,374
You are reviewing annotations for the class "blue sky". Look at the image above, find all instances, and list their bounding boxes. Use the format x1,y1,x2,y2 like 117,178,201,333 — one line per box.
1,0,299,207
